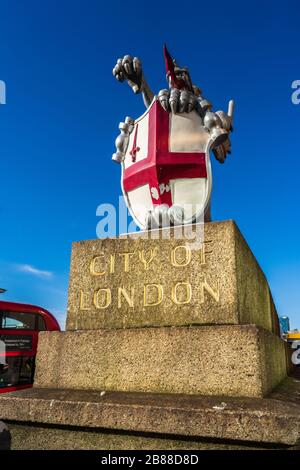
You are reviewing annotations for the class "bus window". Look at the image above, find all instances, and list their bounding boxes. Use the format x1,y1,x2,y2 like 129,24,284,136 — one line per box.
0,357,34,388
18,357,35,384
0,312,36,330
37,315,46,331
0,301,60,393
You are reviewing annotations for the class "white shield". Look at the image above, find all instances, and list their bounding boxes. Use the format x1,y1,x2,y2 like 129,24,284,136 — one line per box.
121,98,212,230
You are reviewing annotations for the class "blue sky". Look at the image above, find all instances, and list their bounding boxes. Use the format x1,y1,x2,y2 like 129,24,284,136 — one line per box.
0,0,299,328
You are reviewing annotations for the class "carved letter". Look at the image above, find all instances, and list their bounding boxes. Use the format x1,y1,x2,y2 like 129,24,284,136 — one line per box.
171,245,191,267
110,254,115,274
118,287,134,308
199,240,213,265
90,255,106,276
93,288,112,309
199,278,220,303
144,284,163,307
172,282,192,305
119,252,134,272
138,249,157,270
79,290,91,310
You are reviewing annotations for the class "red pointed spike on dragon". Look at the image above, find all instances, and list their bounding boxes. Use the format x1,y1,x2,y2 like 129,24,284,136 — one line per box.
112,46,234,230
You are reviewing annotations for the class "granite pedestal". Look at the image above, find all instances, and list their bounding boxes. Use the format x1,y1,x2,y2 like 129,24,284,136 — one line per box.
0,221,296,450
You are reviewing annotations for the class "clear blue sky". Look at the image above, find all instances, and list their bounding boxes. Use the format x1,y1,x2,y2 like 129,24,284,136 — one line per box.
0,0,299,328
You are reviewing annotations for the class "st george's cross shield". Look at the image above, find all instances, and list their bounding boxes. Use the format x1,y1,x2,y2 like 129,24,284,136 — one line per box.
121,98,212,230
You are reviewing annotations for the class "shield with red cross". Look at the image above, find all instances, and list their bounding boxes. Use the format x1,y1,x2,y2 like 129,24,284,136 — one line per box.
122,98,212,229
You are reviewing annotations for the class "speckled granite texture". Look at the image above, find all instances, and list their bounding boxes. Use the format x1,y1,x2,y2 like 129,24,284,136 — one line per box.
66,221,279,333
33,325,286,398
2,373,300,449
0,220,291,450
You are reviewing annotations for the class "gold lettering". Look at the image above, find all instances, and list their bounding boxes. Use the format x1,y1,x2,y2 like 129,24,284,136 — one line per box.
199,278,220,303
118,287,134,308
171,245,192,267
138,249,157,270
79,290,91,310
93,288,112,309
171,282,192,305
110,254,115,274
119,252,134,272
199,240,213,265
144,284,164,307
90,255,106,276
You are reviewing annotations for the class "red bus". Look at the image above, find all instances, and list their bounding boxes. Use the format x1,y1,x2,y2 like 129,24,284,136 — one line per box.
0,301,60,393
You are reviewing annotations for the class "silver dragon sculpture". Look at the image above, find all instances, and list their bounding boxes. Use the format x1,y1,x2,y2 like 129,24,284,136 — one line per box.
112,47,234,164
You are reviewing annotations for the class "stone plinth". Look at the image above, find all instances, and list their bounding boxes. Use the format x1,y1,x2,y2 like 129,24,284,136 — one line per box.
0,220,291,450
2,373,300,449
34,325,286,398
67,221,279,333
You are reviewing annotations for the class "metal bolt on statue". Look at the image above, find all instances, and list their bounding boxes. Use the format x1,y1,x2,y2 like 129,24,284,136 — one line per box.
112,45,234,230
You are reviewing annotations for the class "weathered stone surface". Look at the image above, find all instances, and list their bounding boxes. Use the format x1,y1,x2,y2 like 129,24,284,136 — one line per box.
33,325,286,398
1,373,300,447
3,221,287,450
6,423,281,450
66,221,279,333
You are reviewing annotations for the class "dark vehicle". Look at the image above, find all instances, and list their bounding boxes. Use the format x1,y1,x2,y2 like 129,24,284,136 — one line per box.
0,421,11,450
0,301,60,393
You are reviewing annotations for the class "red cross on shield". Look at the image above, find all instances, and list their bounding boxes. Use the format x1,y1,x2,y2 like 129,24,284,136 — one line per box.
122,99,212,229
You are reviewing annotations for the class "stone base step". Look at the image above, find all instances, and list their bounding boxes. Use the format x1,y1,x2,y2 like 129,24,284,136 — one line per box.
1,373,300,448
34,325,287,398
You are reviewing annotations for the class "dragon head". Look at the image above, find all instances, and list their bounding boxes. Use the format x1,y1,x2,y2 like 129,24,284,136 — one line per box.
164,45,194,93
